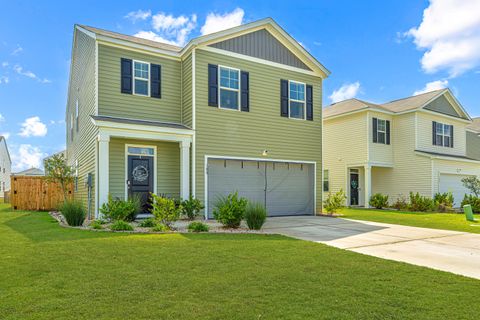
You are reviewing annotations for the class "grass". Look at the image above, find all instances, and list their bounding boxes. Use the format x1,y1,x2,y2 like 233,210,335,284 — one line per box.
1,203,480,319
340,207,480,234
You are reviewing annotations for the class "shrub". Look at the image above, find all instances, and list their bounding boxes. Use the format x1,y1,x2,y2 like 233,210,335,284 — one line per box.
139,218,157,228
461,194,480,213
245,202,267,230
60,200,86,226
188,221,210,232
110,220,134,231
391,195,408,211
150,193,181,229
369,193,389,209
213,192,248,228
323,189,347,214
461,176,480,197
409,192,434,212
100,195,140,222
181,196,204,220
90,220,103,230
433,192,454,212
152,223,169,232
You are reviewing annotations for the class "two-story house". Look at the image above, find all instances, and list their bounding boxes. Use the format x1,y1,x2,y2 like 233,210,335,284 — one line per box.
0,135,11,200
66,18,329,219
323,89,480,207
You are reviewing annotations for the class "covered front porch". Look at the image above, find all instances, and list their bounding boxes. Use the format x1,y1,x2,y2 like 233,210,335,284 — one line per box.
346,163,393,208
92,116,194,217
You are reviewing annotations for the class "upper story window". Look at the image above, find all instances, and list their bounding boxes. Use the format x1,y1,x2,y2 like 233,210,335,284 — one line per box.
133,61,149,96
75,99,79,132
433,121,453,148
289,81,306,119
373,117,390,145
219,66,240,110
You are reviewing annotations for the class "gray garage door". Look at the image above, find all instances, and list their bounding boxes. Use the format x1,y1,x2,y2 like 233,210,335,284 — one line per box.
207,159,315,218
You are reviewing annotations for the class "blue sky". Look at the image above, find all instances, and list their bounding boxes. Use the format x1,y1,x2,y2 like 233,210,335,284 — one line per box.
1,0,479,171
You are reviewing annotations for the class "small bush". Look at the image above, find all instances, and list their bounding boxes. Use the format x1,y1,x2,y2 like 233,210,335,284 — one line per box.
213,192,248,228
323,189,347,214
461,194,480,213
152,223,169,232
369,193,389,209
409,192,434,212
139,218,157,228
110,220,134,231
100,195,140,222
245,202,267,230
181,196,204,220
433,192,454,212
60,200,86,226
188,221,209,232
90,220,103,230
391,195,408,211
150,193,181,229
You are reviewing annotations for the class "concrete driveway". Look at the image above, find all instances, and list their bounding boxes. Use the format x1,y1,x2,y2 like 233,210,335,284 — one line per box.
264,216,480,280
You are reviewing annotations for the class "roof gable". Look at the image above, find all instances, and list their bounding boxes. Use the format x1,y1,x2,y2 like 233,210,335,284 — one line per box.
209,29,311,71
424,94,463,118
0,136,11,164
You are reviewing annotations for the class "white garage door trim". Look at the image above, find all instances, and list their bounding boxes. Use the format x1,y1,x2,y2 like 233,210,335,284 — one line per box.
204,155,317,219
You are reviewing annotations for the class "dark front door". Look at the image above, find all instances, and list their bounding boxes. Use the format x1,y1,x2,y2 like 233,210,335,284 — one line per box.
350,172,359,206
127,156,154,213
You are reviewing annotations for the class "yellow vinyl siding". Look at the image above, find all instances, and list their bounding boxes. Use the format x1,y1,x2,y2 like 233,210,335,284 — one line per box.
109,138,180,200
368,111,393,164
194,48,323,211
98,44,182,123
66,29,98,217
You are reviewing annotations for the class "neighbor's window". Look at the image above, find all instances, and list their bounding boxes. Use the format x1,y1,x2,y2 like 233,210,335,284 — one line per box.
134,61,149,96
377,119,386,144
219,66,240,110
289,81,305,119
323,169,329,192
434,122,453,147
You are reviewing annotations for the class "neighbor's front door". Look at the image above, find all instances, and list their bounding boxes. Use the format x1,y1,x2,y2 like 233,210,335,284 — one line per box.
127,155,154,213
350,172,359,206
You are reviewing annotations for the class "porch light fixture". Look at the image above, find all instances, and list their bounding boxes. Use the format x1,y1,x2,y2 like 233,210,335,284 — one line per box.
262,149,268,156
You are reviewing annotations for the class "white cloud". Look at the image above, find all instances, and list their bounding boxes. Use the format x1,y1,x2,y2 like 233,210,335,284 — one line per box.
1,61,8,67
200,8,244,35
405,0,480,77
19,116,48,137
11,45,23,55
0,76,8,84
0,114,4,122
329,82,361,103
134,30,179,46
13,64,51,83
11,144,47,171
125,9,151,22
413,79,449,95
1,132,10,139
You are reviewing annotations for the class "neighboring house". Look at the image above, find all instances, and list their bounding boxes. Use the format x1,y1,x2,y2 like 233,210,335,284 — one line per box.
0,136,12,199
66,18,329,218
323,89,480,207
13,168,45,177
466,117,480,161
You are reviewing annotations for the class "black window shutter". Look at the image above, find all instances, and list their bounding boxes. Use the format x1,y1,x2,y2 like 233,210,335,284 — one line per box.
240,71,249,112
280,79,288,117
432,121,437,145
450,125,454,148
150,64,161,98
306,84,313,121
373,118,378,143
208,64,218,107
121,58,132,94
386,120,390,145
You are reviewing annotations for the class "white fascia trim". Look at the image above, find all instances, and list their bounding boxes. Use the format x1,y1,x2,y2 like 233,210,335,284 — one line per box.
415,108,472,124
415,151,480,164
97,127,193,144
367,161,394,168
96,38,181,61
91,118,195,137
323,107,394,121
199,46,322,77
466,128,480,135
76,25,97,40
191,48,197,197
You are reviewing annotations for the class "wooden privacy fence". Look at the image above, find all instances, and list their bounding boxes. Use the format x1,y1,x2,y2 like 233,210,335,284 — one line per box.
11,176,73,211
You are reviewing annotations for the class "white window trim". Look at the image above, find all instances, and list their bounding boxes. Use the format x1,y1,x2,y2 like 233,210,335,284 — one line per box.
132,60,150,97
435,122,452,147
288,80,306,120
377,118,386,144
75,99,79,119
218,65,241,111
124,143,157,201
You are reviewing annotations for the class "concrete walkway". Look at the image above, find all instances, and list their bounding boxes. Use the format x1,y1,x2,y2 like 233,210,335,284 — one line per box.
264,216,480,280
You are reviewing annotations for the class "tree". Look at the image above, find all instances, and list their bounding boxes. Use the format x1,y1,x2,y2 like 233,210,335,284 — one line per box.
461,176,480,197
44,153,74,202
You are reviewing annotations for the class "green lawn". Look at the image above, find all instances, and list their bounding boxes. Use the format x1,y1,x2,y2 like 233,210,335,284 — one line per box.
1,204,480,319
340,208,480,234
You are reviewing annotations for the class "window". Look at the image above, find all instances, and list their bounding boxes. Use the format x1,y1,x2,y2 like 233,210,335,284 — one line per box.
133,61,149,96
70,113,74,141
75,99,79,132
377,119,386,144
128,146,154,156
434,122,453,147
323,170,329,192
219,66,240,110
289,81,305,119
373,117,390,145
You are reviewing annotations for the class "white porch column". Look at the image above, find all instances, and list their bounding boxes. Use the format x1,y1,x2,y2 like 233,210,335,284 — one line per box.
97,133,110,218
179,140,191,200
364,165,372,208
